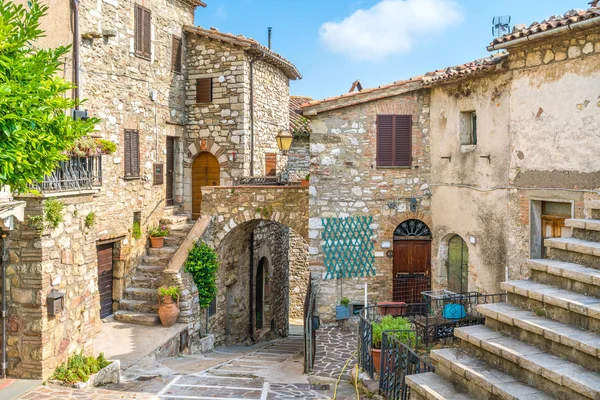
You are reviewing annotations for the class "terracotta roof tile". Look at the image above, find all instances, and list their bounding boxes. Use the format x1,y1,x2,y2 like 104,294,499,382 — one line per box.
289,96,312,135
490,5,600,48
422,53,509,86
183,25,301,80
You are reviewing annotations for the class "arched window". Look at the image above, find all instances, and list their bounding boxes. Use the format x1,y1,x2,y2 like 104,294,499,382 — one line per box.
394,219,432,238
447,235,469,293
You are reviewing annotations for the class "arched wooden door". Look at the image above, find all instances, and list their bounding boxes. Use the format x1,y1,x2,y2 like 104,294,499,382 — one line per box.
192,152,220,220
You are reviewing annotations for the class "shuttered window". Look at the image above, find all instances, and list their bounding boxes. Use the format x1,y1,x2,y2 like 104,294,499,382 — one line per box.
196,78,212,103
376,115,412,167
134,4,151,59
171,35,182,73
265,153,277,176
124,129,140,178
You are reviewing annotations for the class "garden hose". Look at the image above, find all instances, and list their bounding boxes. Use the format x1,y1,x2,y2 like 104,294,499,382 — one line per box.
332,349,360,400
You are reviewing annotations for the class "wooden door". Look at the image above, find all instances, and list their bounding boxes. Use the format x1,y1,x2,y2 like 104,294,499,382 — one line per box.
97,243,114,319
192,152,220,220
447,235,469,293
392,240,431,303
166,137,175,206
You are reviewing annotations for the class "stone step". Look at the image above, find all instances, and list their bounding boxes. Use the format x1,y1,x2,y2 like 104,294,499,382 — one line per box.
405,372,475,400
431,347,555,400
456,325,600,400
566,219,600,232
136,265,165,275
160,215,190,226
544,238,600,268
502,280,600,332
545,237,600,256
142,255,171,267
164,235,186,247
124,287,158,302
131,274,163,289
478,302,600,370
119,299,159,313
147,246,178,257
528,259,600,297
113,310,159,326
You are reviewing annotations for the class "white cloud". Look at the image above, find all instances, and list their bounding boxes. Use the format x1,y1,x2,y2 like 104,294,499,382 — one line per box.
319,0,463,62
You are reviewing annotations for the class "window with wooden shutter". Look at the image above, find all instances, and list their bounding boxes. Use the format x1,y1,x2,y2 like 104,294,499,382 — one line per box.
171,35,182,73
376,115,412,167
124,129,140,178
196,78,212,103
265,153,277,176
134,4,151,59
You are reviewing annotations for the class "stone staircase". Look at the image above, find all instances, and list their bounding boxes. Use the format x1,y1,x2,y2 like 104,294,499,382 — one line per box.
407,217,600,400
114,213,194,326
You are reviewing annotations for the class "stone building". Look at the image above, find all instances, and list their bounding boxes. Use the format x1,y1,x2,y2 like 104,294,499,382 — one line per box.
303,3,600,322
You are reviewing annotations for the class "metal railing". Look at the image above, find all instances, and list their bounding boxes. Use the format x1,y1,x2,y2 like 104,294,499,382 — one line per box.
234,176,282,186
379,330,434,400
304,278,316,373
31,156,102,192
393,274,431,303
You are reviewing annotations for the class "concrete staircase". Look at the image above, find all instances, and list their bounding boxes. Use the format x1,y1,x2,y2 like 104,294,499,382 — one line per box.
407,217,600,400
114,213,194,326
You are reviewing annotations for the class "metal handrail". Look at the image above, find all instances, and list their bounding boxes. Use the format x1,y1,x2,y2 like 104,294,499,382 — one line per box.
30,155,102,192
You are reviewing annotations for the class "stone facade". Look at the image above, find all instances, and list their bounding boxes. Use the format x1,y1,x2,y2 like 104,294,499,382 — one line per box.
304,88,432,322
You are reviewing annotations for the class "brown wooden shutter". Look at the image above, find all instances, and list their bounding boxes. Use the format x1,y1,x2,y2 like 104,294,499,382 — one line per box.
171,35,182,73
376,115,394,167
142,7,151,57
196,78,212,103
124,130,132,177
265,153,277,176
394,115,412,167
131,130,140,177
134,5,142,55
134,4,151,58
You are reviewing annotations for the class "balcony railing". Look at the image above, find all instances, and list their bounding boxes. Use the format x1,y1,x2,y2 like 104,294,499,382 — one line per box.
31,156,102,192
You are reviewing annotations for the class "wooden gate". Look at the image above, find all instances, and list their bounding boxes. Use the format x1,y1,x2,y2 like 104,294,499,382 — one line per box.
192,152,220,220
97,243,114,319
166,137,175,206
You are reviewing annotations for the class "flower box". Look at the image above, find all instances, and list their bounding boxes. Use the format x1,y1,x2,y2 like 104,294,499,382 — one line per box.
49,360,120,389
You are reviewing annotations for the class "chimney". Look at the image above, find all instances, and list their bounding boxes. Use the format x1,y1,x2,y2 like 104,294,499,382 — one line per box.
268,27,272,50
590,0,599,8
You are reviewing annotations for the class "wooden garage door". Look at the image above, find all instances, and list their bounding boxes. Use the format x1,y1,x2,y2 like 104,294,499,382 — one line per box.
97,243,114,319
192,152,220,220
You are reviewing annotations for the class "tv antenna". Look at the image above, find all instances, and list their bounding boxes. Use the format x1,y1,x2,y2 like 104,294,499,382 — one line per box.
492,15,511,38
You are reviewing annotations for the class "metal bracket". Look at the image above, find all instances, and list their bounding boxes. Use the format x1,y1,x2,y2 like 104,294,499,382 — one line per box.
0,310,5,319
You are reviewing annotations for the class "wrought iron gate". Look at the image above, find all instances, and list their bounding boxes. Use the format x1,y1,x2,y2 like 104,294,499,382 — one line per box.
304,277,316,373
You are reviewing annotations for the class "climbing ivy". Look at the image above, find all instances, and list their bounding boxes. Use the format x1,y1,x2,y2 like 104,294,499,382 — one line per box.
184,243,219,309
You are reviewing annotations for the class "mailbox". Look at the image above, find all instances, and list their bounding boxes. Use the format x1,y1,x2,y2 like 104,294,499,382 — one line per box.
47,289,65,316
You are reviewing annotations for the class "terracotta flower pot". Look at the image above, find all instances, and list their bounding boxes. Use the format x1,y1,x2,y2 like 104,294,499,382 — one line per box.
150,236,164,248
371,348,382,373
301,179,309,187
158,295,180,327
377,302,406,316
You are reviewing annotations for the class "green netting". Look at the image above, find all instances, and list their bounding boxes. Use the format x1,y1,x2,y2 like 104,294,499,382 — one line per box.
321,216,375,280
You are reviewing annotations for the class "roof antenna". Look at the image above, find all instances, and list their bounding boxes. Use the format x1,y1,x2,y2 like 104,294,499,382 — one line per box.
492,16,511,39
349,80,363,93
268,27,272,50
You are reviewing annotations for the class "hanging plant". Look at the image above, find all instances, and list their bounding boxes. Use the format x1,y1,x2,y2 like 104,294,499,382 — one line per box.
184,243,219,309
69,137,117,157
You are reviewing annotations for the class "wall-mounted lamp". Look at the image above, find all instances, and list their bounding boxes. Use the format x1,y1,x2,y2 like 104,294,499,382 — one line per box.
409,197,418,212
386,250,394,258
469,236,477,245
276,129,293,155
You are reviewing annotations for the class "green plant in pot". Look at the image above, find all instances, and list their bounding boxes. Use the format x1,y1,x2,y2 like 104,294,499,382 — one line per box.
301,173,310,187
157,286,181,327
148,225,169,248
336,297,351,320
371,315,415,373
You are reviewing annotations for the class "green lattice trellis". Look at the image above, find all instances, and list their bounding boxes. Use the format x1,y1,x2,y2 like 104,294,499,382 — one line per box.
322,216,375,280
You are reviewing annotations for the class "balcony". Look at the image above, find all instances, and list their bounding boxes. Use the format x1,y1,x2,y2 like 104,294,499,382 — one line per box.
31,155,102,193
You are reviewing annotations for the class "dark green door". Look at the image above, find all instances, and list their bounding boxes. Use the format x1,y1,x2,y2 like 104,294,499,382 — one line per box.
447,235,468,293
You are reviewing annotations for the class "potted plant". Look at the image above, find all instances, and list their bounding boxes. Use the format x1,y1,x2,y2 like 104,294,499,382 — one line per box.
149,225,169,248
157,286,180,327
301,174,310,187
371,315,415,373
336,297,351,320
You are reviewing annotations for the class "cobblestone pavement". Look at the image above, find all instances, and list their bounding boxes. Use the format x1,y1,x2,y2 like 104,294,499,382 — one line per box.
18,336,346,400
311,326,358,379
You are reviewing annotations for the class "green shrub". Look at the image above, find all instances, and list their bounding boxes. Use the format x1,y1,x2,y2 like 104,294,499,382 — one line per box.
184,243,219,309
372,315,415,349
132,221,142,240
84,212,95,228
340,297,350,307
51,352,110,384
44,198,64,229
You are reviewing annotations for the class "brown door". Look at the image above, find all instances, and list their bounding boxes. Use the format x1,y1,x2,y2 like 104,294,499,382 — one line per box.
97,243,114,319
192,152,220,220
392,240,431,303
166,137,175,206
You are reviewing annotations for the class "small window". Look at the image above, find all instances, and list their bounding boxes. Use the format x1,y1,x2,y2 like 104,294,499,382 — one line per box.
196,78,212,103
376,114,412,167
208,295,217,317
460,111,477,145
265,153,277,176
134,4,151,59
124,129,140,178
171,35,182,73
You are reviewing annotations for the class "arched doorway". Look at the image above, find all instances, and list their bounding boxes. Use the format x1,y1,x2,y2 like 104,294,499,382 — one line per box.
447,235,469,293
256,257,267,330
192,152,220,220
392,219,432,303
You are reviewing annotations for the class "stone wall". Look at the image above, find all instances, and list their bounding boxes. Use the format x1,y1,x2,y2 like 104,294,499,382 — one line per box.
307,90,431,322
284,135,310,182
288,229,309,319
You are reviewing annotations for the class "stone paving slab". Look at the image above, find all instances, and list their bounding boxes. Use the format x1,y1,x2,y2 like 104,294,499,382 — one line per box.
311,326,357,380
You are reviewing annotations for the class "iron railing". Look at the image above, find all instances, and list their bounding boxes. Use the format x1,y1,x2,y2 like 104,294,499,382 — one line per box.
31,156,102,192
304,277,316,373
379,331,434,400
235,176,281,186
393,274,431,304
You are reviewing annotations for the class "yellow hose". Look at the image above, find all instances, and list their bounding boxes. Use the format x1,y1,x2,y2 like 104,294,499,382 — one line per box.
332,349,360,400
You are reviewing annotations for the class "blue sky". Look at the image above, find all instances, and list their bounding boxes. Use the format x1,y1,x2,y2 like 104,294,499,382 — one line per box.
195,0,580,100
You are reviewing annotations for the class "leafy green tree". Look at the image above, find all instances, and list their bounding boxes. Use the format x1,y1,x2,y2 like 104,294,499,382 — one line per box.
0,0,97,193
184,243,219,309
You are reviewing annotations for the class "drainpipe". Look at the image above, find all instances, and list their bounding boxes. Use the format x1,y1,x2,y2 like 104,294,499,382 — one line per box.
249,58,256,176
1,231,8,378
72,0,80,109
248,232,254,339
